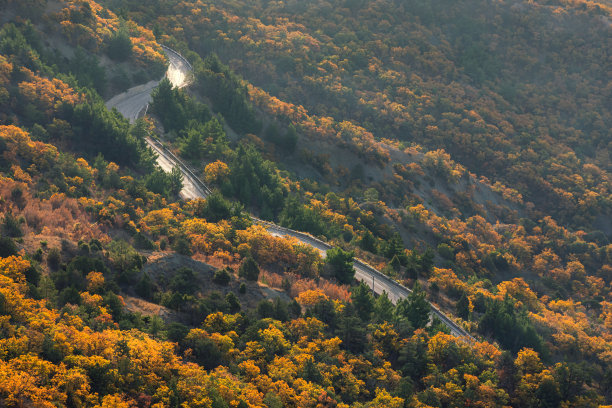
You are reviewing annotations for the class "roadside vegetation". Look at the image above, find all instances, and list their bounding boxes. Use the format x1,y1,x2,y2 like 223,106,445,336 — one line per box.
0,0,609,406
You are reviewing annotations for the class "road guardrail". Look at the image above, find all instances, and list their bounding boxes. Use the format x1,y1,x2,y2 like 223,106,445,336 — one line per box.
257,219,474,340
160,45,193,70
146,46,475,342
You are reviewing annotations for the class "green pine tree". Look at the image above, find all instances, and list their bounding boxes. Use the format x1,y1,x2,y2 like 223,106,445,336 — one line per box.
351,281,374,321
456,292,470,320
239,256,260,281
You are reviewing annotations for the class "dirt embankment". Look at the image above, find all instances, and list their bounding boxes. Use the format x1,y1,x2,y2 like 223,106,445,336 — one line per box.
123,252,290,321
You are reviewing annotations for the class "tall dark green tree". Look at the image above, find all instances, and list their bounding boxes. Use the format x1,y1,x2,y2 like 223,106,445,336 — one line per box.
169,165,184,196
228,144,284,215
170,267,197,295
351,281,374,321
279,195,325,236
479,296,545,354
150,78,195,133
107,26,133,61
135,272,155,299
301,357,323,384
456,292,470,320
70,47,106,93
197,192,232,222
374,291,394,323
145,168,176,198
226,292,241,313
337,303,366,354
398,335,429,383
2,212,23,237
179,128,204,160
420,248,435,276
64,99,144,166
325,248,355,284
238,256,260,281
196,53,261,134
396,282,430,330
358,230,377,253
385,233,403,258
309,298,337,329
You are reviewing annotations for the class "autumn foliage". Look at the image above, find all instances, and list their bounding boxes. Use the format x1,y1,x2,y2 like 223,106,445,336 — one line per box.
0,0,611,406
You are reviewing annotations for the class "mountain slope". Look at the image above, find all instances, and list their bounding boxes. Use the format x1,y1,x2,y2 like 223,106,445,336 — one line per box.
0,0,611,406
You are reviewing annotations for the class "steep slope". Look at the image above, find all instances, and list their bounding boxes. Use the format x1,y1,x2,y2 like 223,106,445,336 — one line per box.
113,0,611,230
100,0,612,404
0,0,611,406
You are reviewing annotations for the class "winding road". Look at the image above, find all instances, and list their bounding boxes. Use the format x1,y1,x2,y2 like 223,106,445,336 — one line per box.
105,47,474,341
105,46,203,200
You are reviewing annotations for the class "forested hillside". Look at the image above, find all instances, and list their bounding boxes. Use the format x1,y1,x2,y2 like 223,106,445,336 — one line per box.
108,0,611,229
0,0,610,407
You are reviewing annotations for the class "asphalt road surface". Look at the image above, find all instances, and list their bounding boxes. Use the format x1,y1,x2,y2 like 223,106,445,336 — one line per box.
265,222,472,338
105,46,474,341
162,45,191,89
105,79,159,123
105,48,201,200
146,137,208,201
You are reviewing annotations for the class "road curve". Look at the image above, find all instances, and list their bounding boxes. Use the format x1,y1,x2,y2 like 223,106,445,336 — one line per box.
105,47,200,199
105,79,159,122
161,45,192,89
105,45,191,122
105,46,475,342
